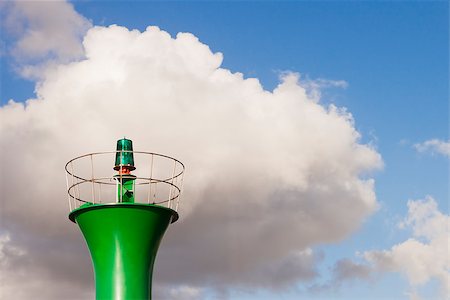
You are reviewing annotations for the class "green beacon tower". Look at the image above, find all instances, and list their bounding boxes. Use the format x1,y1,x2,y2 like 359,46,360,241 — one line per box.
65,139,185,299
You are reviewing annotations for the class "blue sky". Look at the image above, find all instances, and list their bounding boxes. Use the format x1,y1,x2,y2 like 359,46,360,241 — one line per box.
0,1,448,300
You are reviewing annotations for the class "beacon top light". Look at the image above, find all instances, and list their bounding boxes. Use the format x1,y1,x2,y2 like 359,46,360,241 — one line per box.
64,138,185,299
65,138,185,222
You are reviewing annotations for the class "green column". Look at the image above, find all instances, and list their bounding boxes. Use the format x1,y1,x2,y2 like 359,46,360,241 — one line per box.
115,175,136,203
69,204,178,300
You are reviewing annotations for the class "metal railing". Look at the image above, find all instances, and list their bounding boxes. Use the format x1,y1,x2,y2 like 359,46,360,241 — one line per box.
65,151,185,212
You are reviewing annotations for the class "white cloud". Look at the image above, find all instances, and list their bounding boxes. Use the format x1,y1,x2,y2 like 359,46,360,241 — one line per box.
0,24,382,298
0,230,95,300
0,232,25,267
168,285,205,299
330,259,372,284
364,196,449,299
1,0,91,79
414,139,450,158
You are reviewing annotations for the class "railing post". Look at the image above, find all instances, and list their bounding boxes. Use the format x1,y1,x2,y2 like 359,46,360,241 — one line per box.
91,154,96,204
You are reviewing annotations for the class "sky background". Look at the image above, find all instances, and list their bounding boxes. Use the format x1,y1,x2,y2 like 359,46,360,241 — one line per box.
0,1,448,300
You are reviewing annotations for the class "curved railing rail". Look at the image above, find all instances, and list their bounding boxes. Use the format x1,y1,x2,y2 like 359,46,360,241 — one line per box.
65,151,185,212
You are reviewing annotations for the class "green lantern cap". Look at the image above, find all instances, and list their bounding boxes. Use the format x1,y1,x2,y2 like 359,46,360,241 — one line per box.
114,138,136,171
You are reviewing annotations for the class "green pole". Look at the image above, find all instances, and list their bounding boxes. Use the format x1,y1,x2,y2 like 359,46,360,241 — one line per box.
114,175,136,203
69,204,178,299
68,139,179,299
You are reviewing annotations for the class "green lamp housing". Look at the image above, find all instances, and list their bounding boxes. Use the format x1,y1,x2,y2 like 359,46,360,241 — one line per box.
114,138,135,171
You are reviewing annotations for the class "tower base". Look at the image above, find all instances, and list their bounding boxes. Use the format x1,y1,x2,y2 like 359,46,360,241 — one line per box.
69,203,178,300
